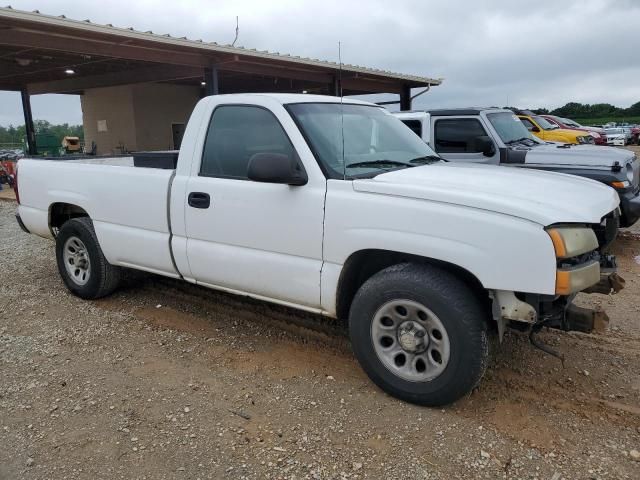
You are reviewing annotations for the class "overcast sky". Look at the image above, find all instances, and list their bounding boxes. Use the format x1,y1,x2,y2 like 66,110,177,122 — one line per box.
2,0,639,126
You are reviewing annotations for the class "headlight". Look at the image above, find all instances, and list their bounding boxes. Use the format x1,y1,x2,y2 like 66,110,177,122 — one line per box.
626,162,634,182
547,227,598,259
611,180,630,189
556,261,600,295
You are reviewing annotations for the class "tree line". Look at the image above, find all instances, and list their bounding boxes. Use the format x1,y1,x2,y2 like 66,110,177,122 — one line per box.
0,120,83,146
532,101,640,119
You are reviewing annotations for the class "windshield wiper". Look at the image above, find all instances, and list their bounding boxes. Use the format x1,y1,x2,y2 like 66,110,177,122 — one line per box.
345,159,414,169
505,137,535,145
408,155,443,164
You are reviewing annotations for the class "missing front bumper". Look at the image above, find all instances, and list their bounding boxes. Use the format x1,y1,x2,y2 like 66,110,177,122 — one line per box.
492,288,614,342
583,272,626,295
562,304,610,334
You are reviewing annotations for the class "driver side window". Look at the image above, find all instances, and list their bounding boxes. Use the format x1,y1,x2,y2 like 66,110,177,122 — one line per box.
433,118,488,153
520,118,536,131
200,106,295,179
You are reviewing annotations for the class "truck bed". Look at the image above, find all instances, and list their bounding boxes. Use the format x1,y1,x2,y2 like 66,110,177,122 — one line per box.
26,150,179,169
17,156,179,277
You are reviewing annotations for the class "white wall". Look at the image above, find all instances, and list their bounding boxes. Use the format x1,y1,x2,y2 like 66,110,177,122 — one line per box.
81,85,136,155
81,83,200,155
132,83,200,151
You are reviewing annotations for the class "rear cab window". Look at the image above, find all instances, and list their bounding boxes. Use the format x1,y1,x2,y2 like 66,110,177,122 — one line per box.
400,119,424,137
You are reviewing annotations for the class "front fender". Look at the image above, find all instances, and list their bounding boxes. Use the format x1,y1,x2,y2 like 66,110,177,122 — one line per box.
323,183,559,307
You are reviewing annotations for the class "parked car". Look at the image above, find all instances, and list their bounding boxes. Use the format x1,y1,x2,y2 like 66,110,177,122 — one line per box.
632,126,640,145
541,115,606,145
15,94,622,406
605,127,628,146
0,148,23,161
516,112,593,144
394,108,640,227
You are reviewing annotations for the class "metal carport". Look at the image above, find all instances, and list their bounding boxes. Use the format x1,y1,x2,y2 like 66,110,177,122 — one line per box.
0,6,442,155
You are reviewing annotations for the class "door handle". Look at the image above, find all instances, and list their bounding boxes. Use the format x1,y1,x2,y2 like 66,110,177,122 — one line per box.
188,192,211,209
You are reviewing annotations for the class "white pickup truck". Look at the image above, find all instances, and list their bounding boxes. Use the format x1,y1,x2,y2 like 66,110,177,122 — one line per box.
15,94,621,406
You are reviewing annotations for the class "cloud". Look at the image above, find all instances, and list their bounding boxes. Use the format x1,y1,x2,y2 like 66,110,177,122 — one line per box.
1,0,639,124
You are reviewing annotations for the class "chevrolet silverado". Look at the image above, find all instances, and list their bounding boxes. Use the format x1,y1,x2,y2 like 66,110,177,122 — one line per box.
14,94,622,406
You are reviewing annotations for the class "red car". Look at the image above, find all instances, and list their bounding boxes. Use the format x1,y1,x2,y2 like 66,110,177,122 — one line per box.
541,115,606,145
632,126,640,145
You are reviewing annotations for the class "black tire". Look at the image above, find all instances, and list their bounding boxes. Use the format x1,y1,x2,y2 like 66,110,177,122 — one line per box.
55,217,121,299
349,262,488,406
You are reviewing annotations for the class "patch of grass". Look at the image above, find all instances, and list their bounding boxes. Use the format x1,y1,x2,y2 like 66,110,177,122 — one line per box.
574,116,640,126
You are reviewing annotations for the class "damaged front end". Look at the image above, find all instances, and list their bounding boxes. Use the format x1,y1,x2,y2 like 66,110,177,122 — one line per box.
490,290,610,339
491,290,615,364
491,209,624,361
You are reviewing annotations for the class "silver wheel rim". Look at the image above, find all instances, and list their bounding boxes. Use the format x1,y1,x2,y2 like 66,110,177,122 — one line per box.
371,299,450,382
63,236,91,286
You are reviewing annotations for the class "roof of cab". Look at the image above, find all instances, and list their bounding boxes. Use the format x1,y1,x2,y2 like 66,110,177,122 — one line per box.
394,108,511,118
208,93,377,106
427,108,507,116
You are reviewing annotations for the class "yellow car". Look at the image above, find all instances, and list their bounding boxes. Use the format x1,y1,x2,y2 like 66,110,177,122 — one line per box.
517,113,592,144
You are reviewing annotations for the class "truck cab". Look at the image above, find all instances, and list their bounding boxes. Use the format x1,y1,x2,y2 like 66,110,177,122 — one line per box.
395,108,640,227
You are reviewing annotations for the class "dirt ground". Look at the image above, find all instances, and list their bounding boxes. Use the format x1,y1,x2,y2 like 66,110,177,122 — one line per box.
1,169,640,479
0,185,16,201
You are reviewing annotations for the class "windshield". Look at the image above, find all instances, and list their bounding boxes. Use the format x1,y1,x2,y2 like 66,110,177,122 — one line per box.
533,115,558,130
561,118,581,128
287,103,440,178
486,112,541,145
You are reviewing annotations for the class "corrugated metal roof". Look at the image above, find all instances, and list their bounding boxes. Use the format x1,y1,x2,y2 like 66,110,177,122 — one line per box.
0,6,442,86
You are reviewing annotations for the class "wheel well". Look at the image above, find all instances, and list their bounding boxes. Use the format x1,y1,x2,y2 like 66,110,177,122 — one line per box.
49,203,89,235
335,249,490,320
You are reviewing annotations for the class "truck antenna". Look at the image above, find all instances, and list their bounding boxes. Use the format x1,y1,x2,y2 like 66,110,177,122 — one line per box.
338,41,343,98
339,41,345,179
232,16,239,46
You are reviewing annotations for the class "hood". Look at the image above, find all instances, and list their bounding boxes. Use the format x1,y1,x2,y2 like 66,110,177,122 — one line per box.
521,143,635,167
543,128,587,140
352,163,619,226
581,125,605,134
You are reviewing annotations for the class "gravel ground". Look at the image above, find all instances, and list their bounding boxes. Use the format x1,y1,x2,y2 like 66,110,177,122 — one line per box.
1,193,640,479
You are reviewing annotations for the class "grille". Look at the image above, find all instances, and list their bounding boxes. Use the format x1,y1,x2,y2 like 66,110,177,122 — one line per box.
632,157,640,190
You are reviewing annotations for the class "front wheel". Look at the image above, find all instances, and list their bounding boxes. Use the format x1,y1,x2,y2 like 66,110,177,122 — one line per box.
349,263,489,406
55,217,121,299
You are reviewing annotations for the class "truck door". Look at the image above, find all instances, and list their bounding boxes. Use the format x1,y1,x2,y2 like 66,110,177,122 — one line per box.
183,104,325,309
431,117,498,164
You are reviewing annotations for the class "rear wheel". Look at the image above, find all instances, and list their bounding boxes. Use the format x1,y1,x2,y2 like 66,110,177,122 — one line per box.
349,263,488,406
55,217,121,299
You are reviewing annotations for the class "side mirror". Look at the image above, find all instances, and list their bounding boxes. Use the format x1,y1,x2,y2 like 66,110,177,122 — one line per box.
247,152,308,186
474,135,496,157
531,126,540,133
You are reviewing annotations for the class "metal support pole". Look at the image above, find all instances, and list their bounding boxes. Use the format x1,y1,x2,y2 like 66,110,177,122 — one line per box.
399,84,412,111
21,88,37,155
204,66,219,96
